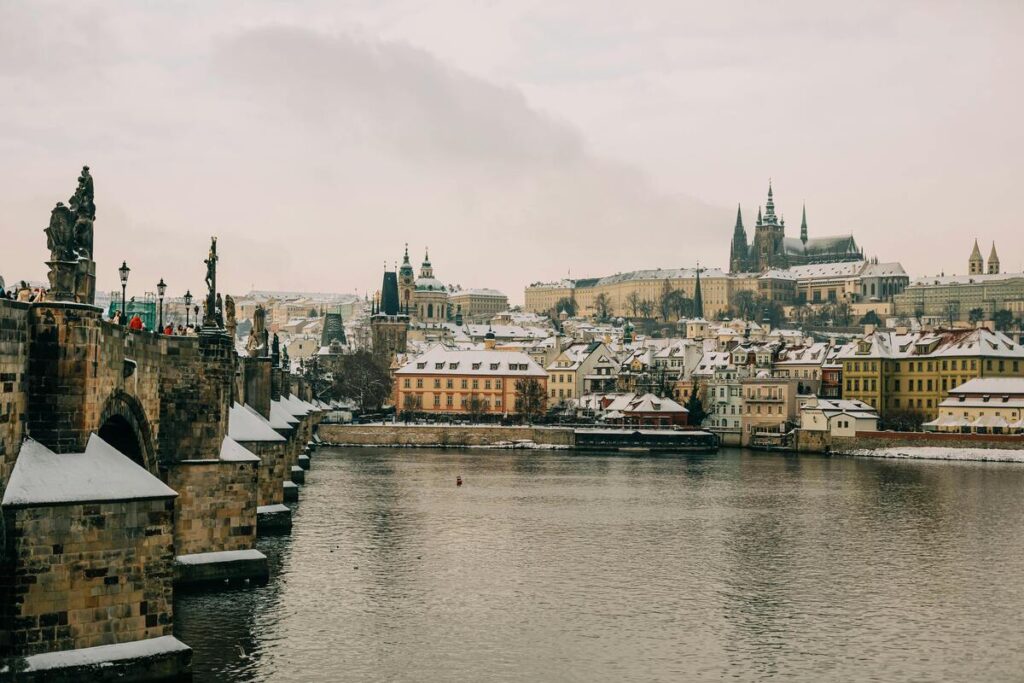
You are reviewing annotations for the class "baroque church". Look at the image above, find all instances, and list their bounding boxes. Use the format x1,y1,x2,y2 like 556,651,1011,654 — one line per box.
729,183,863,273
398,245,450,324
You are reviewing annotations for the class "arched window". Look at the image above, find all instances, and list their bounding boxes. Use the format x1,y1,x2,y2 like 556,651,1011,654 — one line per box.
427,303,434,318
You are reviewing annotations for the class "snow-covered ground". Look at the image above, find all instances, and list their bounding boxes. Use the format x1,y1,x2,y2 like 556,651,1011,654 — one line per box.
842,446,1024,463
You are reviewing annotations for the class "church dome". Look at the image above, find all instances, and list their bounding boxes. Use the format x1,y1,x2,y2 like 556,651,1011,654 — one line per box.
415,277,446,292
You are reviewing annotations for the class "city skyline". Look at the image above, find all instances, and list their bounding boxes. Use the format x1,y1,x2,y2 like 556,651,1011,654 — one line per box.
3,1,1023,302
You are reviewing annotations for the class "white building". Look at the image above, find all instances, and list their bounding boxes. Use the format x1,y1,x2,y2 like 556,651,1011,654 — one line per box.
799,398,879,437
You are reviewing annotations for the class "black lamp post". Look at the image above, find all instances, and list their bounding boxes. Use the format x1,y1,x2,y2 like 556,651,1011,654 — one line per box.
183,290,193,328
156,278,167,333
118,261,130,323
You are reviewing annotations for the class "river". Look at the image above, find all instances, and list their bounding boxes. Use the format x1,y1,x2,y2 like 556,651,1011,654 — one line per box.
174,447,1024,681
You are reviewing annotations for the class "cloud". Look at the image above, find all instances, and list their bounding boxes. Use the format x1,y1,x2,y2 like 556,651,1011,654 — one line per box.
0,17,728,302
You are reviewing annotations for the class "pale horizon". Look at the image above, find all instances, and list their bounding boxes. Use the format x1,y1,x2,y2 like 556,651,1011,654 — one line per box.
3,1,1023,305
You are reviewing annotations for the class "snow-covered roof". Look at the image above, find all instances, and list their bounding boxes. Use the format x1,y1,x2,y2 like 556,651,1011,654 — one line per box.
451,288,507,297
269,400,299,428
909,272,1024,286
802,398,879,417
860,262,907,278
621,393,688,414
220,436,261,463
396,345,547,377
787,261,865,280
834,328,1024,361
949,377,1024,395
592,267,728,286
229,403,287,442
280,394,312,417
3,436,177,507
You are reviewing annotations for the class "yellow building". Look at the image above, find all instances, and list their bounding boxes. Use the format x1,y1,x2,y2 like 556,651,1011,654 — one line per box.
836,328,1024,420
926,377,1024,433
525,268,805,320
892,241,1024,321
524,280,575,315
740,375,800,446
449,288,509,322
394,345,547,415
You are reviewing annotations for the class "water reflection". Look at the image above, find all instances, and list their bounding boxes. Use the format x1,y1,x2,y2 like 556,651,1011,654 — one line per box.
176,448,1024,682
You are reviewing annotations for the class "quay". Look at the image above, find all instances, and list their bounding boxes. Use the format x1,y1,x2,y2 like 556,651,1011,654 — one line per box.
318,423,718,452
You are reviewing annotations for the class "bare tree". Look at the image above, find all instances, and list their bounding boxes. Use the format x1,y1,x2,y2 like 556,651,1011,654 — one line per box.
514,378,547,420
625,291,642,318
333,350,393,412
593,293,612,322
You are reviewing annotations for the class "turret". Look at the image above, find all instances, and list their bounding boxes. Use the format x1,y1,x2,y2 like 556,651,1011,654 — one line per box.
969,239,984,275
988,242,1000,274
800,204,808,245
420,248,434,279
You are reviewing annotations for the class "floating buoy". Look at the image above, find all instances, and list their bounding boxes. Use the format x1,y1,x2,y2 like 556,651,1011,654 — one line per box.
456,476,463,487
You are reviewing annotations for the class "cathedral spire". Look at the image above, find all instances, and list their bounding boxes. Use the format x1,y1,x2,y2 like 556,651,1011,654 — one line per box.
800,204,808,244
729,204,749,274
763,180,777,224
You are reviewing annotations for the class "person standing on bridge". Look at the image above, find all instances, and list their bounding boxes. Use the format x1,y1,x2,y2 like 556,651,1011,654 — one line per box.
129,313,143,331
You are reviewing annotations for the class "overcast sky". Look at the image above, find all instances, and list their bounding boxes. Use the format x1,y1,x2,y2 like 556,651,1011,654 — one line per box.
2,1,1022,303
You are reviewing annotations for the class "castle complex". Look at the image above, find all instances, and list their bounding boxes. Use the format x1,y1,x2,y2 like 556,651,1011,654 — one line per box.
730,183,863,273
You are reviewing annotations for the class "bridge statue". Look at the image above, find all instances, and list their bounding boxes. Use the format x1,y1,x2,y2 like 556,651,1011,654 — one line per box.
246,305,268,357
45,166,97,304
202,237,223,329
225,294,237,339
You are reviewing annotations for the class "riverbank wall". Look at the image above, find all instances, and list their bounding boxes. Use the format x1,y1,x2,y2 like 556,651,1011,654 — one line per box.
318,424,575,448
318,424,719,452
794,428,1024,455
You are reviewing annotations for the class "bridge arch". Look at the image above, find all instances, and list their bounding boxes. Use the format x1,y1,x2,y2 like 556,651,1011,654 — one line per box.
97,391,157,475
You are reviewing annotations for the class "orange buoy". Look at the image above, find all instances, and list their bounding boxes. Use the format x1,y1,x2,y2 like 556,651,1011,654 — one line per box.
456,476,463,487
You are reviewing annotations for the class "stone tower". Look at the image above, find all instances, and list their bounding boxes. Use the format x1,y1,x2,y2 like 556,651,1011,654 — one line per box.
398,244,414,313
969,239,984,275
371,267,408,361
752,182,787,271
988,242,1000,275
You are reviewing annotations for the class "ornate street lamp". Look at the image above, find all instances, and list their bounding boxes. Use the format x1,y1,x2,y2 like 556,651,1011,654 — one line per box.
183,289,193,328
156,278,167,333
118,261,130,323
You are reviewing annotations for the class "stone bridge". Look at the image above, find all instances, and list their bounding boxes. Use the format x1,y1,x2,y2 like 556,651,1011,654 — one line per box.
0,170,329,680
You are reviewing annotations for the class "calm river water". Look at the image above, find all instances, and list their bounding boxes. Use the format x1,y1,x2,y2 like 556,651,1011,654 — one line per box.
175,447,1024,682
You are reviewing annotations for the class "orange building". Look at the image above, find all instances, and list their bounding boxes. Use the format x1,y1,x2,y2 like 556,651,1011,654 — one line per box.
394,346,548,415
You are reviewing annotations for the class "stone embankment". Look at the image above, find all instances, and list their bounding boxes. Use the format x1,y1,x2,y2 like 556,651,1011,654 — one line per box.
795,428,1024,462
319,424,720,452
319,424,575,448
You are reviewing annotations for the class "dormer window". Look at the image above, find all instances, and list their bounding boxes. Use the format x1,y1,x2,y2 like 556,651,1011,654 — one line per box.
416,362,426,369
490,363,500,370
435,363,444,370
472,363,481,370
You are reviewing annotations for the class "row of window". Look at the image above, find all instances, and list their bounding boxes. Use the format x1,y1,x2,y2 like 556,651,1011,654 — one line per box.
848,359,1019,373
550,388,574,399
403,392,503,409
404,378,504,390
